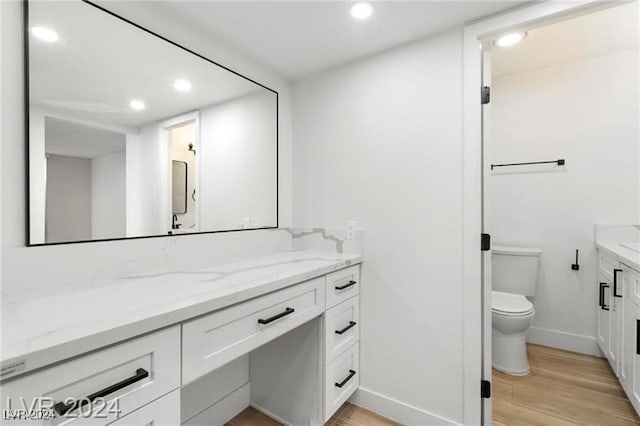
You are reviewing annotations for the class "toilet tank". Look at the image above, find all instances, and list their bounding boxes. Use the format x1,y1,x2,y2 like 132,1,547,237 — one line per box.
492,245,542,297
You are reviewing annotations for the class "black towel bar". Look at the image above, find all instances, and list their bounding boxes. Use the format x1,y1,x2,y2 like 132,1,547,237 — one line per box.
491,159,565,170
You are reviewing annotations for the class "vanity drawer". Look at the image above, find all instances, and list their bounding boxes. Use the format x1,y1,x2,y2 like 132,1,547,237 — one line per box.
1,326,180,425
182,278,325,384
324,296,360,364
326,265,360,309
624,265,640,308
600,251,620,280
324,342,359,422
109,388,180,426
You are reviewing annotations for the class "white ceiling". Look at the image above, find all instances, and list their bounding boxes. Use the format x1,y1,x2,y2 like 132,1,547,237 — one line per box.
29,1,266,129
97,1,529,81
45,117,126,159
492,2,639,78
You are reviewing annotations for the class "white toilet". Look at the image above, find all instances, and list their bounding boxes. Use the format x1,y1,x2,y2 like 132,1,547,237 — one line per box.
492,245,542,376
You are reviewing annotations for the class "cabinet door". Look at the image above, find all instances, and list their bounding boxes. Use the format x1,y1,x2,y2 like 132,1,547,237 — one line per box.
621,270,632,387
623,300,640,415
597,274,611,355
609,269,624,375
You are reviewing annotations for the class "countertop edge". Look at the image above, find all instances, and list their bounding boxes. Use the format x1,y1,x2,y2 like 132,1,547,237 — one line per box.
596,242,640,272
1,255,362,382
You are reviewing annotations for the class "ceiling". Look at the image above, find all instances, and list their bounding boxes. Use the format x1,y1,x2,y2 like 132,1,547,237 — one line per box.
29,1,265,129
97,1,529,81
492,2,639,78
45,117,126,159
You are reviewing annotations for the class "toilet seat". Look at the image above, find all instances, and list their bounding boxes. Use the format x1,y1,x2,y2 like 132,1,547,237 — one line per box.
492,291,534,316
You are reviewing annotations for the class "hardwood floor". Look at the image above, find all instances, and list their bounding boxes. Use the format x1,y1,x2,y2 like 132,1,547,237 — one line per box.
493,344,640,426
226,403,399,426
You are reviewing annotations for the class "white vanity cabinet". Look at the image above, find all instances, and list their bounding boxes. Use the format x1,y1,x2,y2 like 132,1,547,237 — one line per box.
597,248,640,415
0,260,362,426
322,265,361,423
597,251,624,374
621,266,640,414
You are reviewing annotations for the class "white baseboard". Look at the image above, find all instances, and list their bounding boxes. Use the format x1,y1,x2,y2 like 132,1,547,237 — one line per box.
526,326,603,357
251,403,294,426
349,387,462,426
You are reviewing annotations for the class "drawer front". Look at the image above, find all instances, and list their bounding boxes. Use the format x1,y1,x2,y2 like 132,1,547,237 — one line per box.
324,342,359,422
326,265,360,309
1,326,180,425
182,278,325,384
625,265,640,309
109,389,180,426
324,296,360,364
600,251,619,280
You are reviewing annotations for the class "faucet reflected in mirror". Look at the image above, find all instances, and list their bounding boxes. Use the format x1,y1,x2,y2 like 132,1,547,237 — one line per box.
171,214,181,231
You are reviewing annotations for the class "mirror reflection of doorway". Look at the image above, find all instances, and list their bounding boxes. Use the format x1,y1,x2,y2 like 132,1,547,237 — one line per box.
169,121,197,233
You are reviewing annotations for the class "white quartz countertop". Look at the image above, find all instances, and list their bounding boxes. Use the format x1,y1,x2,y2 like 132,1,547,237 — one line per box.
596,242,640,271
0,250,362,379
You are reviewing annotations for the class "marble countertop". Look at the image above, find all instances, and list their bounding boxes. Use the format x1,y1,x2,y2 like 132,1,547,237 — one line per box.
596,242,640,271
0,250,362,380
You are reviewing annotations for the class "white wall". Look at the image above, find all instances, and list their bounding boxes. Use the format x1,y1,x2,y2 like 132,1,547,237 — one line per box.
126,124,166,237
293,30,464,424
1,0,292,298
28,108,46,243
490,49,639,355
200,91,277,231
92,150,126,240
45,155,92,243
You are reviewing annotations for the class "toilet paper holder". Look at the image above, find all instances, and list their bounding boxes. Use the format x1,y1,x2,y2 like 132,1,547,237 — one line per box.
571,249,580,271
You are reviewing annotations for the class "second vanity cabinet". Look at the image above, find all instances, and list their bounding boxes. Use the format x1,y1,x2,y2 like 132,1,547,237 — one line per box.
0,262,361,425
597,250,640,415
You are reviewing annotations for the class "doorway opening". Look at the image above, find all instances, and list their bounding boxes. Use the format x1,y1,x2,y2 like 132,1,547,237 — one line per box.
471,2,640,424
167,120,198,234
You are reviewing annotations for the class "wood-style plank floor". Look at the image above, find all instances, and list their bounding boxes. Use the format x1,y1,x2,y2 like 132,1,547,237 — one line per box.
226,402,399,426
493,344,640,426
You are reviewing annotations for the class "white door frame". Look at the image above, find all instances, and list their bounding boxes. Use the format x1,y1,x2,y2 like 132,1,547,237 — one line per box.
461,1,621,423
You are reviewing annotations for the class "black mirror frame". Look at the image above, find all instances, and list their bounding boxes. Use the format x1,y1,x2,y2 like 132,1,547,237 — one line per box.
24,0,279,246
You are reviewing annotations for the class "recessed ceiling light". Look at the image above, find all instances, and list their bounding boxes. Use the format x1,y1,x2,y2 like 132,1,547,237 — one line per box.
129,100,145,111
494,32,527,48
350,2,374,21
173,79,192,92
31,26,59,43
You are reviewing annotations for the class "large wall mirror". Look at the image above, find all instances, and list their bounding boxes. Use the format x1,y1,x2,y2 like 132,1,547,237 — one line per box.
27,0,278,245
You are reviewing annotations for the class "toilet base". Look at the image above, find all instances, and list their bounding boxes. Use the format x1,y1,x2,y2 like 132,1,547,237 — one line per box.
492,328,530,376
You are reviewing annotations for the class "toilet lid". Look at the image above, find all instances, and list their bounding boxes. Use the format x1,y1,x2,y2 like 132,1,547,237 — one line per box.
492,291,534,314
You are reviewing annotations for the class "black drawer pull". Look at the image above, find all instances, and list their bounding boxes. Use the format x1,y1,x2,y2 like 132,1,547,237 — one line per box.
637,320,640,356
599,282,610,310
335,369,356,388
258,307,295,325
54,368,149,416
613,269,623,298
335,321,357,335
335,280,357,291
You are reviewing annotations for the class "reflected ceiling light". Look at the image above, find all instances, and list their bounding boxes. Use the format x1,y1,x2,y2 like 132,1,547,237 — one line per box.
350,2,374,20
173,79,192,92
494,32,527,47
31,26,59,43
129,100,145,111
